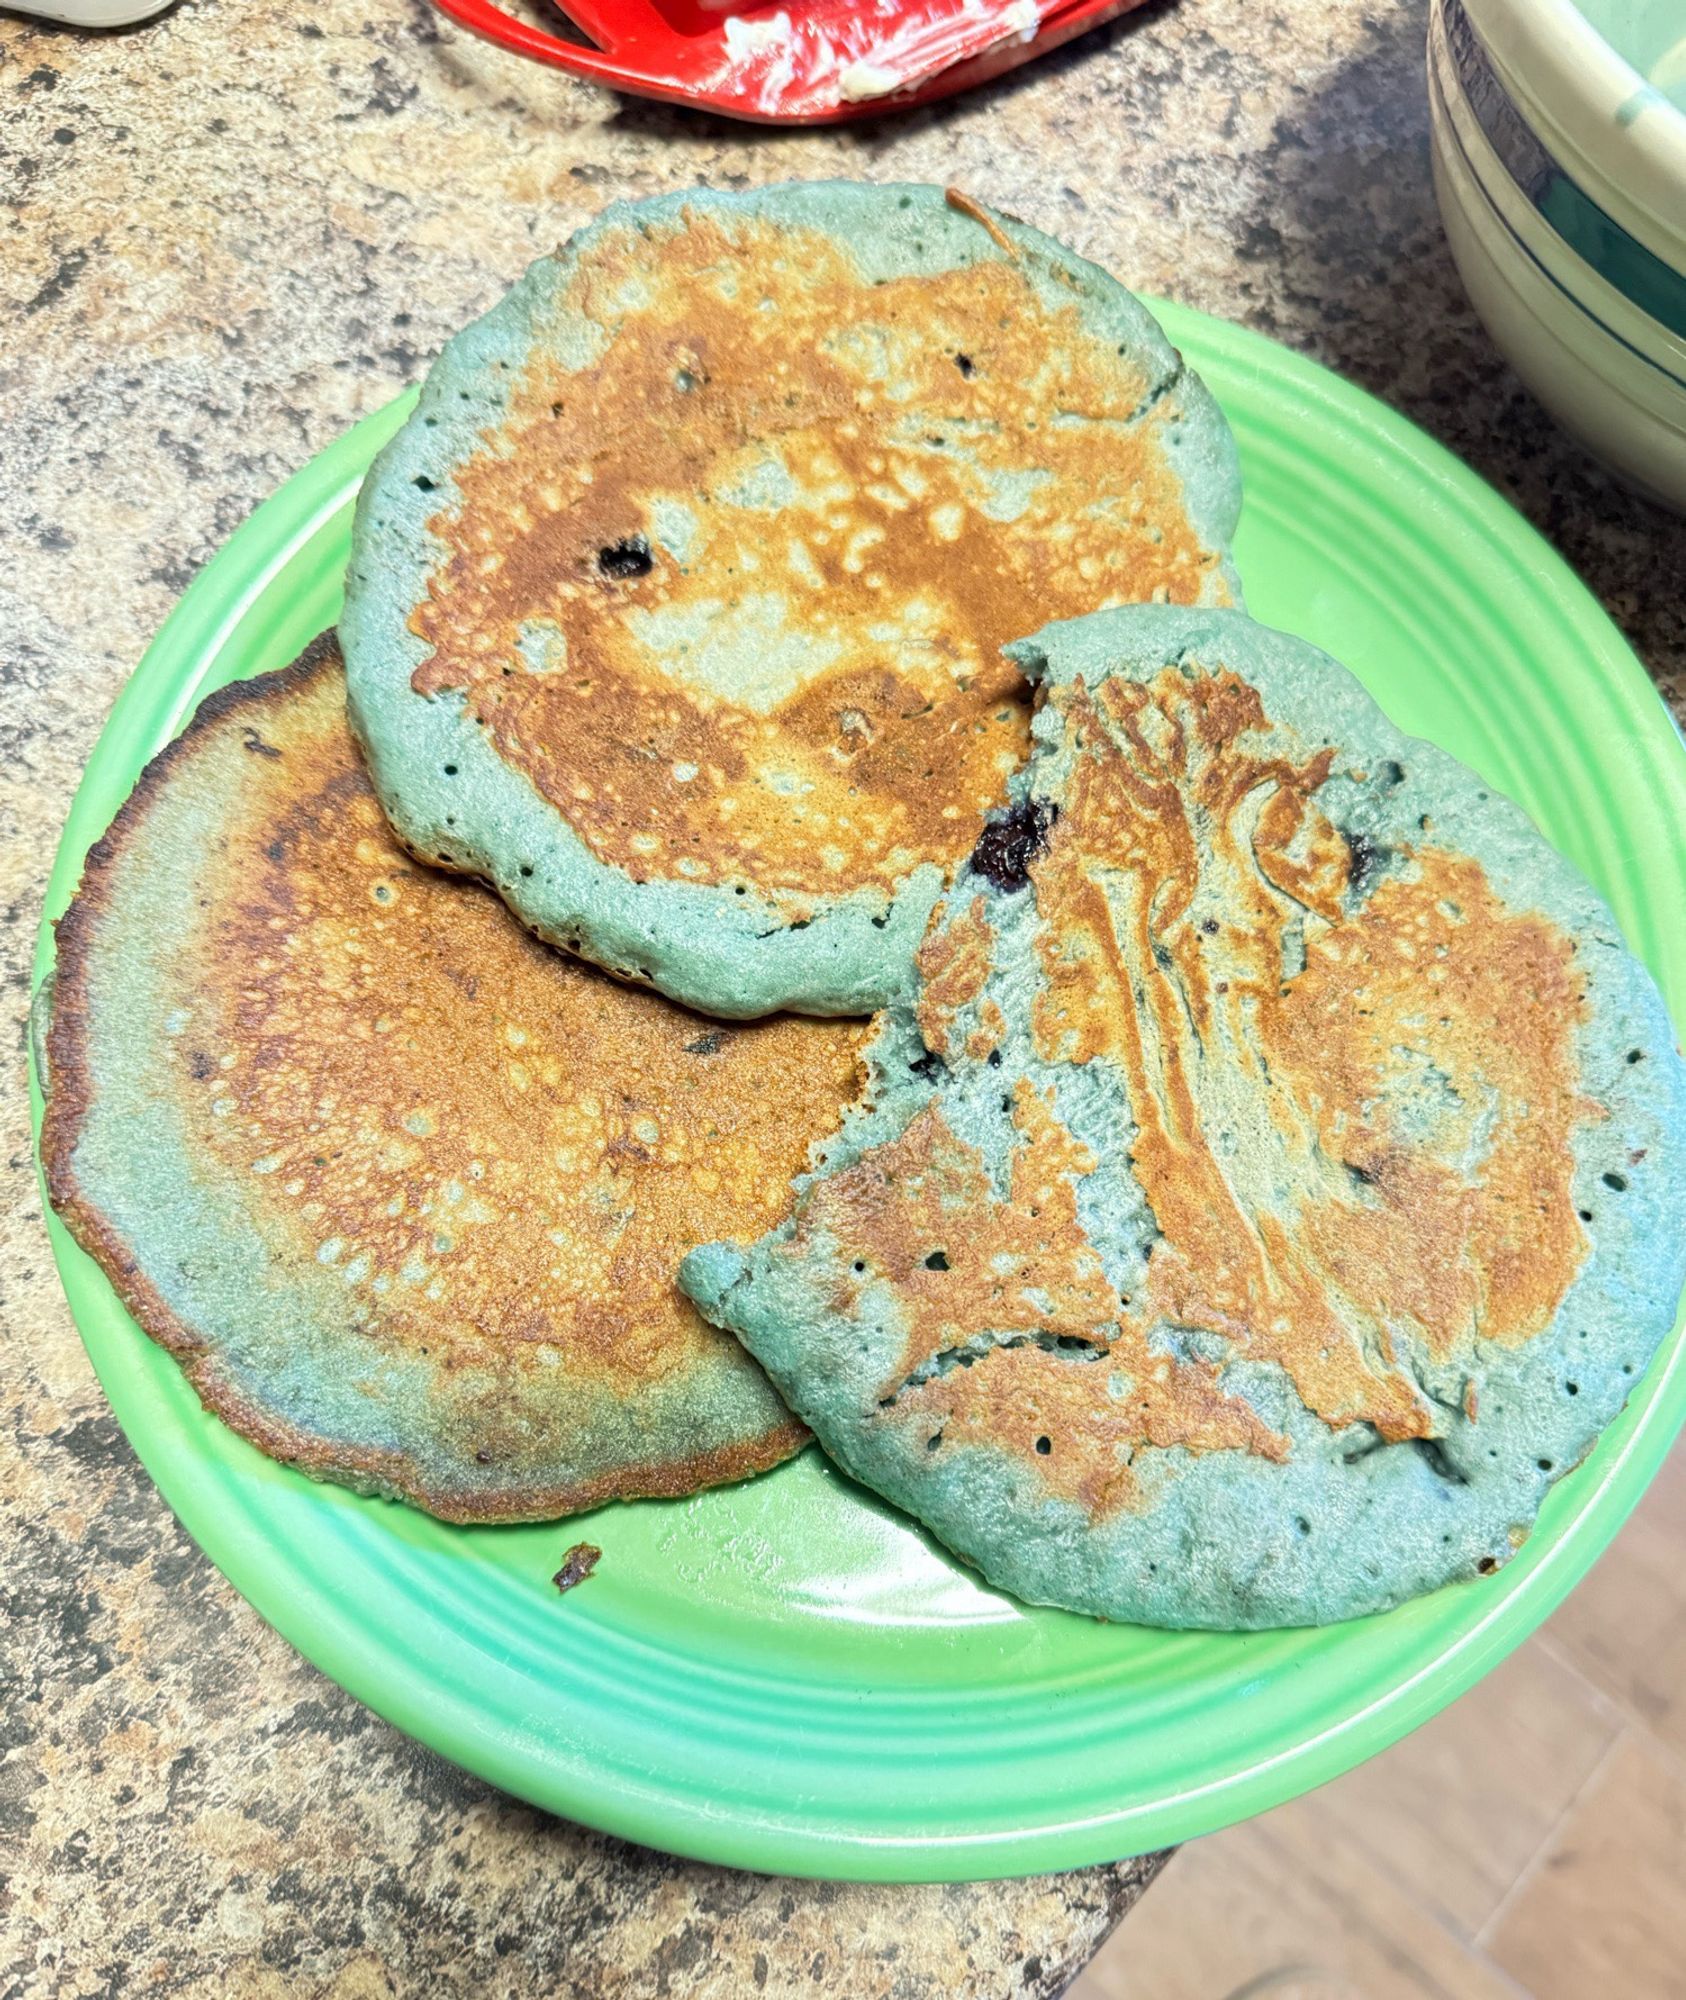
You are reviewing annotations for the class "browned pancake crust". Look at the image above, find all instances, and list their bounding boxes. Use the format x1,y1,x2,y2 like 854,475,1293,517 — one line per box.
776,664,1593,1518
808,1083,1287,1518
408,213,1228,907
44,641,869,1520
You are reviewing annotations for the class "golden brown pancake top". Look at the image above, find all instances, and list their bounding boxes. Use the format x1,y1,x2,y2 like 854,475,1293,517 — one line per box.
808,1083,1288,1518
53,657,868,1434
774,664,1594,1518
409,212,1228,909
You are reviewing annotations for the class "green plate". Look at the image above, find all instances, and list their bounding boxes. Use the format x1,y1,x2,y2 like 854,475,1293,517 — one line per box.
31,305,1686,1882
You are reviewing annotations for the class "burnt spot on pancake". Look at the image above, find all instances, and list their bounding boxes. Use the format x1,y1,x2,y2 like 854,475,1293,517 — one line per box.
969,797,1058,894
407,213,1228,904
596,536,653,581
1342,827,1390,897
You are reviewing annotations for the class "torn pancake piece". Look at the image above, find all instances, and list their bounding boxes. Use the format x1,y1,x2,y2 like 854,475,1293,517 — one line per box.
682,606,1686,1627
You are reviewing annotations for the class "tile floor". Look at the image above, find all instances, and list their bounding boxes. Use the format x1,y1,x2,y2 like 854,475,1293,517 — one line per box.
1066,1436,1686,2000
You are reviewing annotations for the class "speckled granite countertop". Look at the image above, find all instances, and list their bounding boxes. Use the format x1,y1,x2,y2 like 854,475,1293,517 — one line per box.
3,1,1683,1994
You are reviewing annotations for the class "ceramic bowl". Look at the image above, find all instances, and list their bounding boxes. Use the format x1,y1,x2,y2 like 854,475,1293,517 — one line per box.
6,0,175,22
1428,0,1686,509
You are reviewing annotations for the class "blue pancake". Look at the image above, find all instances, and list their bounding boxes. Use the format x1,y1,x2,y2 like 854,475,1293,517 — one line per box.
41,642,870,1521
340,181,1241,1019
682,606,1686,1627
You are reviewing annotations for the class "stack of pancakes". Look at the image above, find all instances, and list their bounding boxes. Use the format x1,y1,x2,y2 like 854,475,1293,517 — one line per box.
43,183,1686,1628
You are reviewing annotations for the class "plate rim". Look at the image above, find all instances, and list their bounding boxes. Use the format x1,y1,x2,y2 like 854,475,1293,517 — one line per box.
30,300,1686,1881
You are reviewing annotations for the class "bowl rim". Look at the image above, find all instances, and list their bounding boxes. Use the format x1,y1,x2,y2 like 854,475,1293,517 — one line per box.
1464,0,1686,265
1432,5,1686,373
